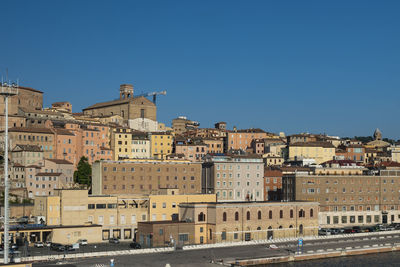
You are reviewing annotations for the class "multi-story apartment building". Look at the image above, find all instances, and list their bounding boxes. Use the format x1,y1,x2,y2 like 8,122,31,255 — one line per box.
283,165,400,228
202,154,264,201
264,169,282,201
111,128,151,160
203,138,224,153
138,201,319,247
288,141,335,164
226,128,276,151
53,128,77,165
25,159,74,198
335,144,365,163
7,127,55,159
11,144,43,166
251,139,264,155
150,131,173,159
0,85,43,131
92,160,203,196
172,116,200,135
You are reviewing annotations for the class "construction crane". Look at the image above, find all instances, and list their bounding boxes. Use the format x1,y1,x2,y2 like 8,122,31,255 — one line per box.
136,90,167,104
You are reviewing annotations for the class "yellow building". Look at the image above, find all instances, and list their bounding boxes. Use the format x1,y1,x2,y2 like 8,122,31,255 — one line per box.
288,141,335,164
150,131,173,159
111,128,150,160
34,195,61,226
148,189,217,221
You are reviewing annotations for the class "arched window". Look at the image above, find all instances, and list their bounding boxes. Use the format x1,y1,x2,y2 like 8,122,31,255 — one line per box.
289,225,293,228
258,210,262,220
257,227,261,231
246,211,251,220
269,210,272,219
299,209,305,218
198,212,205,222
290,209,293,218
235,211,239,221
279,210,283,219
310,209,314,218
278,225,283,229
223,212,227,222
299,224,304,235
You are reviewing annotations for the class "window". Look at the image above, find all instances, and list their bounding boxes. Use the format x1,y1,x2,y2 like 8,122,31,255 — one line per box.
223,212,227,221
88,204,95,209
246,211,250,220
269,210,272,219
221,231,226,240
235,212,239,221
198,212,205,222
280,210,283,219
290,209,293,218
258,211,261,220
179,234,189,242
310,209,314,217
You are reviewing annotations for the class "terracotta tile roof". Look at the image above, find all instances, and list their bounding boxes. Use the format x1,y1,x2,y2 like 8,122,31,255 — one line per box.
7,127,54,134
17,85,43,94
290,141,335,148
53,128,75,136
12,144,43,152
46,159,73,165
36,172,62,176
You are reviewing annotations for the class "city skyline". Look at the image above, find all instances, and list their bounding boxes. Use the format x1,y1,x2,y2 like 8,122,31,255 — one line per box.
1,0,400,138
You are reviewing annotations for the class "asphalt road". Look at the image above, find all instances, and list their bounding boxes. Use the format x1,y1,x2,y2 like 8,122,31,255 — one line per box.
30,232,400,267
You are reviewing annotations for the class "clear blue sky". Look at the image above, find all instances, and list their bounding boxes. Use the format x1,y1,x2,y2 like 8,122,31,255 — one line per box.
1,0,399,139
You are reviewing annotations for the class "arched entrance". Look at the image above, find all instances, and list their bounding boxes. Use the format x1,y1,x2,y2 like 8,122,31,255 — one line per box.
299,224,304,236
267,226,273,240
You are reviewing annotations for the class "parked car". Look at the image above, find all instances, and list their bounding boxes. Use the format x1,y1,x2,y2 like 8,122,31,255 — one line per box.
352,226,362,233
129,242,141,249
45,241,52,247
34,242,44,248
329,228,340,235
318,229,331,236
343,228,354,234
65,245,77,251
11,243,18,250
78,239,88,246
50,243,63,251
109,238,120,244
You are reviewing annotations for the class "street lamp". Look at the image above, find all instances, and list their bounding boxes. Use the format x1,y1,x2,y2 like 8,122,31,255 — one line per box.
0,81,18,264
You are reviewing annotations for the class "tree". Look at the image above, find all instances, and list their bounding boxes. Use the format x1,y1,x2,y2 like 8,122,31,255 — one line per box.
74,156,92,186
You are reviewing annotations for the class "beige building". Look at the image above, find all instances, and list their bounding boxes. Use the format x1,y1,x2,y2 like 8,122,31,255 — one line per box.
148,190,217,222
283,167,400,228
150,131,173,159
202,154,264,201
11,144,43,167
172,116,200,135
288,141,335,164
138,201,319,247
92,160,203,196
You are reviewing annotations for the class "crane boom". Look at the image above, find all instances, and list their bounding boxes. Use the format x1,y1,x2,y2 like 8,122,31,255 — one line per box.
136,90,166,104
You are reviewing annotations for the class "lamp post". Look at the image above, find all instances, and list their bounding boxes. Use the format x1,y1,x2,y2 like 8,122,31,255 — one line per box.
1,81,18,264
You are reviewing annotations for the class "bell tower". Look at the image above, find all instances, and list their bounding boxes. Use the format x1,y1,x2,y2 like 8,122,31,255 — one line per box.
120,84,134,100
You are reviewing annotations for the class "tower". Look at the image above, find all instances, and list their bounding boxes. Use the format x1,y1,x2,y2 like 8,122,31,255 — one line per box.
120,84,134,100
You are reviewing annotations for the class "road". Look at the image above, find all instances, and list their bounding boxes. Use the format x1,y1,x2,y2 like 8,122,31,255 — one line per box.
30,232,400,267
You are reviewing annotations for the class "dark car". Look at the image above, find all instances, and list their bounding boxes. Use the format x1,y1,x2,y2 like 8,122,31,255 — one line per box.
109,238,120,244
50,243,64,251
129,242,141,249
343,228,353,234
352,226,362,233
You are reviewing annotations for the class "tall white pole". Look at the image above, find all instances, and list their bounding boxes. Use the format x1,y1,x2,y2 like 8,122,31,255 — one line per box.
4,94,9,264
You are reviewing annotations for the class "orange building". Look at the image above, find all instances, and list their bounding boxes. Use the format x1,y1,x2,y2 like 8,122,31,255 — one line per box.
264,168,282,201
227,128,271,151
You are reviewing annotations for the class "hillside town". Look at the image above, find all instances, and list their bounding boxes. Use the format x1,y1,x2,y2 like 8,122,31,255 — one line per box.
1,82,400,251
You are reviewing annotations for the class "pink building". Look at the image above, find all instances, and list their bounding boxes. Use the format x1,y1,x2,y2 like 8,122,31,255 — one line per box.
25,159,74,198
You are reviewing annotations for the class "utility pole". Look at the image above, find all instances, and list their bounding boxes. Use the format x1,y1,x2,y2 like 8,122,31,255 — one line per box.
1,80,18,264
